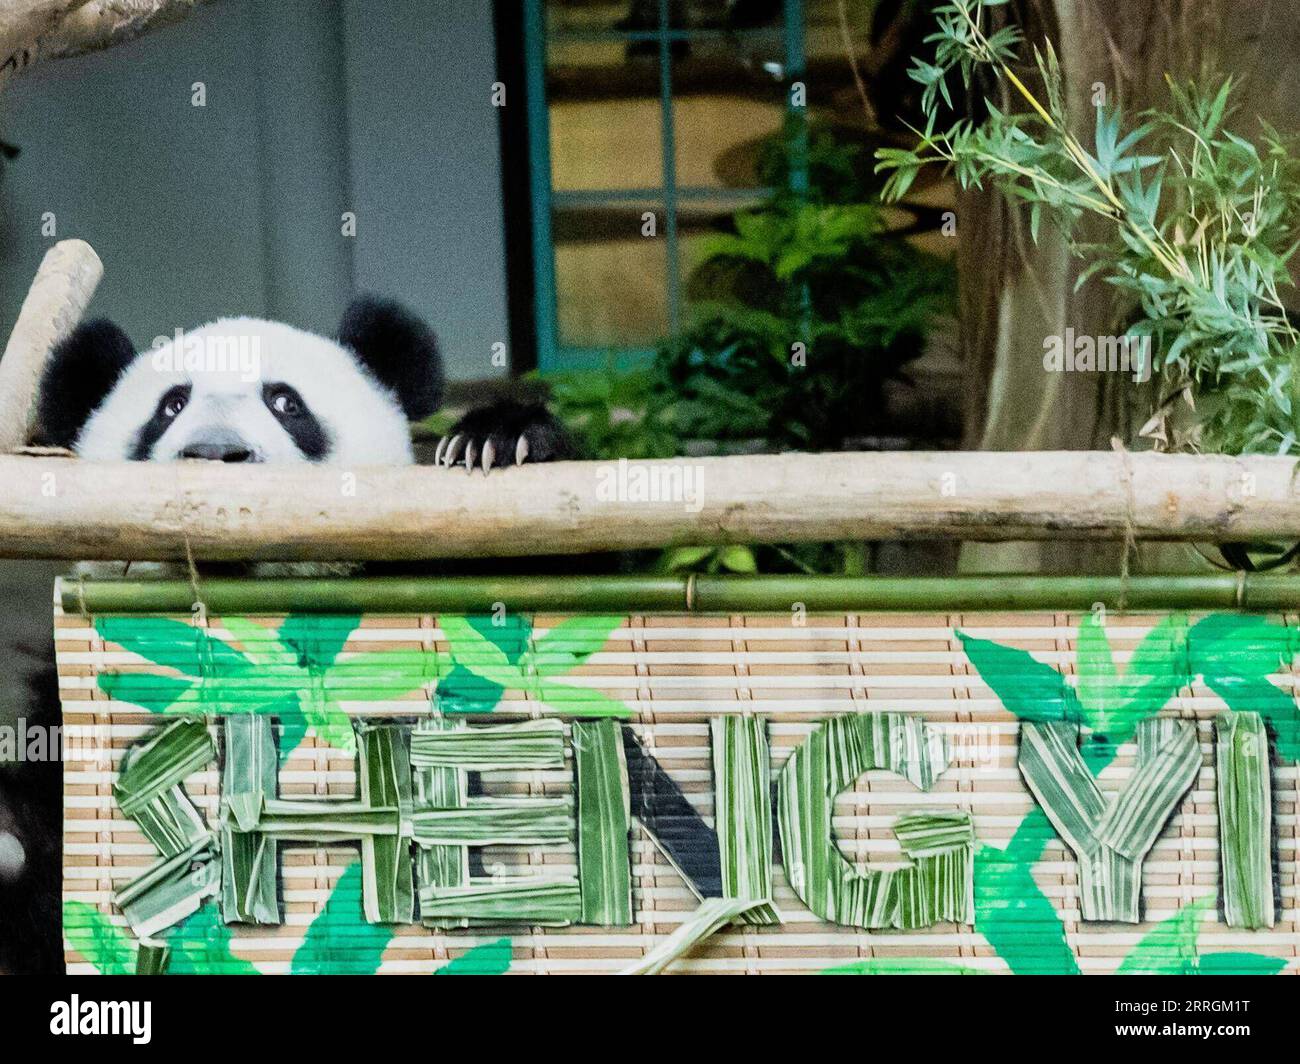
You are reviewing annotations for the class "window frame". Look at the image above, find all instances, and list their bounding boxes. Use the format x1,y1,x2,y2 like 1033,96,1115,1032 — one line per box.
522,0,808,372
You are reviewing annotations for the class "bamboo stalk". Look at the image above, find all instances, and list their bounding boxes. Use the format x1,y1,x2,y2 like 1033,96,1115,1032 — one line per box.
0,240,102,452
59,572,1300,616
6,448,1300,561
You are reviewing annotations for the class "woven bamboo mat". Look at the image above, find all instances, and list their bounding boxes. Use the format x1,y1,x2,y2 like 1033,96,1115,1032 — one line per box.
57,607,1299,974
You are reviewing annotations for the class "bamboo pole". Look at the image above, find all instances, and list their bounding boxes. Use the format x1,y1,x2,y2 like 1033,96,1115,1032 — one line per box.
0,239,103,452
58,572,1300,615
5,449,1300,561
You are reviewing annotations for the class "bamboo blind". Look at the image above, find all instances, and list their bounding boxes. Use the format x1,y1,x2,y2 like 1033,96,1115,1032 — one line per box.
57,603,1299,975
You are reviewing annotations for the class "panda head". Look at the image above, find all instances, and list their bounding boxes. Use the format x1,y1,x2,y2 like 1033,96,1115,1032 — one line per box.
38,297,442,465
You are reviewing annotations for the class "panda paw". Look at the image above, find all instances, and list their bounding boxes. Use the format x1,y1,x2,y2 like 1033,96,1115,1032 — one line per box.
434,401,578,474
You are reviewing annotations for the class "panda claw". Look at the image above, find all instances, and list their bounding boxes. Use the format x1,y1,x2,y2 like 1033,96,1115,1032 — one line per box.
434,436,448,465
515,435,529,466
442,433,463,466
481,439,496,473
464,440,477,473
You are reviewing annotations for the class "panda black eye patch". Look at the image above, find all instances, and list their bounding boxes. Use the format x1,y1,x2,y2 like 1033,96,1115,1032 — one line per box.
262,383,330,460
129,384,192,461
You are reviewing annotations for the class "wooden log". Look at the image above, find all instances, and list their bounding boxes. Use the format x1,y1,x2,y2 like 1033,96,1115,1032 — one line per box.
0,449,1295,562
0,239,102,452
1,1,216,89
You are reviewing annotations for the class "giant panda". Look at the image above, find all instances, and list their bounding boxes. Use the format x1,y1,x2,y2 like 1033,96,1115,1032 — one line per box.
39,296,575,470
0,297,578,973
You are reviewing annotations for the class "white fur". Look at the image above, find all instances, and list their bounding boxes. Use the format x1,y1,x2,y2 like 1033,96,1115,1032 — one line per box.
75,317,415,465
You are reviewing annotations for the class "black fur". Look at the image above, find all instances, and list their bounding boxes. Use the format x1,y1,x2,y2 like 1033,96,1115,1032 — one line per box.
0,656,62,974
129,384,192,461
37,319,139,448
338,297,444,421
446,400,578,467
262,383,331,460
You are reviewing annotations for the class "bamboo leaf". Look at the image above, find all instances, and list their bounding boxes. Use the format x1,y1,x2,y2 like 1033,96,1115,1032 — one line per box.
411,717,471,930
412,797,574,847
419,879,582,925
777,714,970,928
358,723,415,923
620,897,769,975
114,835,221,939
220,716,280,925
410,718,565,769
1019,719,1200,922
711,716,777,924
134,940,171,975
574,719,633,925
1215,711,1274,929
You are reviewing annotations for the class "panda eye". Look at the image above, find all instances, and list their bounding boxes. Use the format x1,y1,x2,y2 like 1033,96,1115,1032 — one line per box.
266,386,302,417
158,386,189,419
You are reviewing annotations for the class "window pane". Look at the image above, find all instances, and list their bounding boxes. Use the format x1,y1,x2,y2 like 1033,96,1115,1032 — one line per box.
554,199,669,347
546,7,663,193
670,40,787,188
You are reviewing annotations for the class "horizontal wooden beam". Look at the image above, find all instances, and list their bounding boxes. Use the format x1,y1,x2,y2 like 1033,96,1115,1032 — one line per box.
0,449,1295,562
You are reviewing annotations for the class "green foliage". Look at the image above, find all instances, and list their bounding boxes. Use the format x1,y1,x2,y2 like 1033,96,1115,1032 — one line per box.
541,365,679,461
547,125,951,457
877,0,1300,457
660,196,952,452
542,125,951,577
661,544,758,575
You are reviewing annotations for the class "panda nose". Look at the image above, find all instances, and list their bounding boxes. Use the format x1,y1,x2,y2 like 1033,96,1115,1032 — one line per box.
180,441,255,463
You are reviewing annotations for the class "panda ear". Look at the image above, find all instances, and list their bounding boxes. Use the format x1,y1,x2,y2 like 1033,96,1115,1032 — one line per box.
38,319,138,448
338,296,444,421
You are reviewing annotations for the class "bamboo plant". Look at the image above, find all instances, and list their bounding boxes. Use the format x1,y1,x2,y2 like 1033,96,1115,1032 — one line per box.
876,0,1300,458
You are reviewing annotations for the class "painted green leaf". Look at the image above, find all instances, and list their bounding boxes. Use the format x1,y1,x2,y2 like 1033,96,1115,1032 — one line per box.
1116,896,1213,975
433,938,513,975
62,900,136,975
958,632,1082,723
278,614,362,670
1188,615,1300,760
98,671,200,713
1075,614,1188,742
164,905,260,975
436,664,506,713
290,862,394,975
1196,951,1286,976
96,617,256,677
439,614,631,717
295,689,357,754
974,812,1079,976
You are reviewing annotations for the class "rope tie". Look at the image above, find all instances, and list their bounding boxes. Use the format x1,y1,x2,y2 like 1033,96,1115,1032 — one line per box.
1110,438,1138,611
